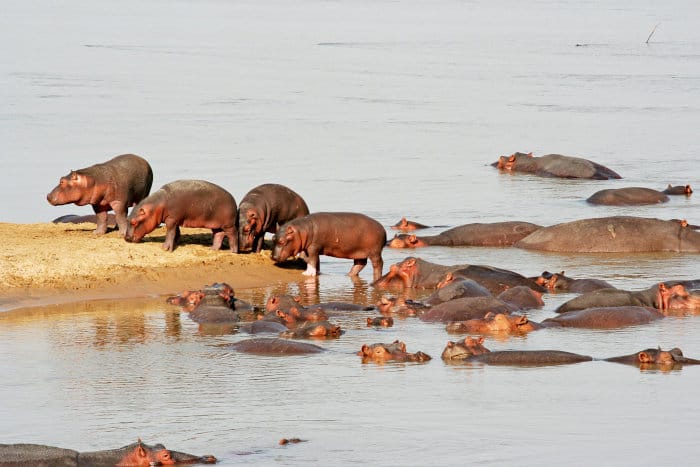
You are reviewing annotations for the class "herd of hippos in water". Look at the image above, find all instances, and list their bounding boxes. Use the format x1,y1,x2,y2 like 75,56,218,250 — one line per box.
19,151,696,464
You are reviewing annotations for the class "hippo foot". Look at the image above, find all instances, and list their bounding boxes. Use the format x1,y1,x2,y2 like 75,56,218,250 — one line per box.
302,267,318,276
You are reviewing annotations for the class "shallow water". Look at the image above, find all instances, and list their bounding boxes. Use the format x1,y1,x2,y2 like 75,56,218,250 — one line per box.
2,0,700,465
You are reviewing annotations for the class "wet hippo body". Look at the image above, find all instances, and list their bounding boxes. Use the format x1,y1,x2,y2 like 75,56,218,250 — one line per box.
240,320,288,334
46,154,153,235
657,283,700,312
0,440,216,466
446,265,546,295
420,296,513,323
168,283,259,323
604,347,700,367
367,316,394,327
497,286,544,310
493,152,621,179
125,180,238,252
358,340,431,363
446,313,541,335
279,321,343,339
376,296,428,317
663,184,693,196
536,271,614,294
543,306,664,329
424,278,492,305
272,212,386,281
555,286,661,313
515,216,700,253
238,183,309,253
226,337,325,355
391,217,430,231
387,221,542,248
586,187,669,205
449,350,593,366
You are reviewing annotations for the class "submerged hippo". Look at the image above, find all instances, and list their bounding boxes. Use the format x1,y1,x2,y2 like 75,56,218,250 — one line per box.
554,282,699,313
376,296,428,317
441,337,592,366
542,306,664,329
238,183,309,253
657,283,700,312
604,347,700,368
535,271,614,294
446,312,540,335
167,283,258,324
387,221,542,248
420,296,513,323
226,337,325,355
0,439,216,466
125,180,238,252
272,212,386,281
367,316,394,327
46,154,153,235
492,152,621,179
424,277,492,305
279,321,343,339
358,340,431,363
586,187,669,205
391,217,431,231
663,184,693,196
515,216,700,253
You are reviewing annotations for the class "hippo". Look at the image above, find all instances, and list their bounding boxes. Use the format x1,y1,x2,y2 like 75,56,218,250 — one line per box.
367,316,394,327
424,277,491,305
441,337,592,365
240,320,288,334
387,221,542,248
604,347,700,367
535,271,614,294
124,180,238,252
272,212,386,281
446,312,541,335
419,296,513,323
657,283,700,312
237,183,309,253
515,216,700,253
358,340,431,363
542,306,664,329
52,213,118,228
376,296,428,317
46,154,153,235
265,294,303,313
167,283,259,323
492,152,621,179
497,286,544,310
225,337,325,355
440,336,491,360
274,306,329,326
0,439,216,466
391,217,430,231
663,184,693,196
443,265,546,295
279,321,343,339
586,187,669,205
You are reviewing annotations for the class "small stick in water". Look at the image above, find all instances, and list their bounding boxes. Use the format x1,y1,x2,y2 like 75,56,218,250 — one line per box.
646,23,660,44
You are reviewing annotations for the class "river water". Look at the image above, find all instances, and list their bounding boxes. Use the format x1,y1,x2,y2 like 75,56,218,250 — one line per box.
1,0,700,465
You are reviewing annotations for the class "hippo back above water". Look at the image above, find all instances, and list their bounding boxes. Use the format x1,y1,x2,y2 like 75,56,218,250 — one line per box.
272,212,386,281
493,152,621,179
238,183,310,253
46,153,153,235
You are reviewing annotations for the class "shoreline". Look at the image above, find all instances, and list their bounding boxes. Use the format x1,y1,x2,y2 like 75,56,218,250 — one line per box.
0,222,302,312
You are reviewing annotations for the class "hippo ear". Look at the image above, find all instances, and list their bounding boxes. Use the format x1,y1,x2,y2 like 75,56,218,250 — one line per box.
638,352,653,363
293,295,302,303
477,336,485,344
276,309,286,318
404,258,416,267
366,318,372,325
516,315,529,325
360,344,370,355
408,235,418,245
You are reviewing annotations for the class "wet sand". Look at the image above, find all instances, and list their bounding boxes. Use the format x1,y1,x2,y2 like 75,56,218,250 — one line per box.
0,222,301,311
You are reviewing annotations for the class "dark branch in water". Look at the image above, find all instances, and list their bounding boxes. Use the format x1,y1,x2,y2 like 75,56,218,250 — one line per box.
646,23,660,44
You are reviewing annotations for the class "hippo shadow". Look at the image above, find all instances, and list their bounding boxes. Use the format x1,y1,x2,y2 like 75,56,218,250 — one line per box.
273,257,308,270
139,231,230,249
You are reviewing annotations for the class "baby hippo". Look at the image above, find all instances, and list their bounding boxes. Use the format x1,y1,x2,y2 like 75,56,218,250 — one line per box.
125,180,238,252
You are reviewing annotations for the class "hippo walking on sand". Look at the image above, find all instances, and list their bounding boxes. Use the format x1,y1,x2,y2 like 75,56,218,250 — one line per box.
47,154,153,235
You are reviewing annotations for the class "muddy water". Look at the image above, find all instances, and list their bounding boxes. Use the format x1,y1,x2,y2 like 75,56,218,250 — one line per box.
2,0,700,465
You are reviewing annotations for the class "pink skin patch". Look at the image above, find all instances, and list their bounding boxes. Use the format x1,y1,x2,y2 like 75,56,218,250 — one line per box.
303,264,318,276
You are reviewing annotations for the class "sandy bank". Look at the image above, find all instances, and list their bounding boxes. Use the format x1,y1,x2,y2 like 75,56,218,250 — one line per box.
0,222,301,311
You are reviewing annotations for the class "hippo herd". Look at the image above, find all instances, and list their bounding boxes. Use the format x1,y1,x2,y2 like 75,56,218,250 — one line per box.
40,151,698,464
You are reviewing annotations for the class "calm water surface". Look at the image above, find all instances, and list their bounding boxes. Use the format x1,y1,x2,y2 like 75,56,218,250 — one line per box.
1,0,700,465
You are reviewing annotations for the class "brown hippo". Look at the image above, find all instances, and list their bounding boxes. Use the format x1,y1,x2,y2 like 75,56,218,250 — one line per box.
586,187,669,205
387,221,542,248
240,320,288,335
424,277,491,305
497,286,544,310
663,184,693,196
657,283,700,312
492,152,621,179
376,296,428,317
543,306,664,329
47,154,153,235
391,217,430,231
367,316,394,327
272,212,386,281
237,183,309,253
279,321,343,339
358,340,431,363
440,336,491,360
604,347,700,368
441,337,592,365
125,180,238,252
265,294,303,313
225,337,325,355
167,283,259,323
0,439,216,466
274,307,329,326
516,216,700,253
535,271,614,294
446,312,540,335
420,296,513,323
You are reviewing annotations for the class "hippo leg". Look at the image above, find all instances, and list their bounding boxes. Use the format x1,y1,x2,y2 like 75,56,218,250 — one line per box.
303,250,320,276
211,229,225,250
111,200,128,235
254,235,264,253
224,226,238,253
163,224,181,251
93,207,109,235
349,258,367,276
370,254,384,282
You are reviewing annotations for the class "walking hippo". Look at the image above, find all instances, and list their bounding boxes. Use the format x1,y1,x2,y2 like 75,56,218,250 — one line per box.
0,439,216,466
391,217,430,231
387,221,542,248
279,321,343,339
47,154,153,235
446,312,541,335
358,340,431,363
124,180,238,252
542,306,664,329
534,271,614,294
492,152,621,179
586,187,669,205
663,184,693,196
238,183,309,253
604,347,700,367
271,212,386,281
515,216,700,253
225,337,325,355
